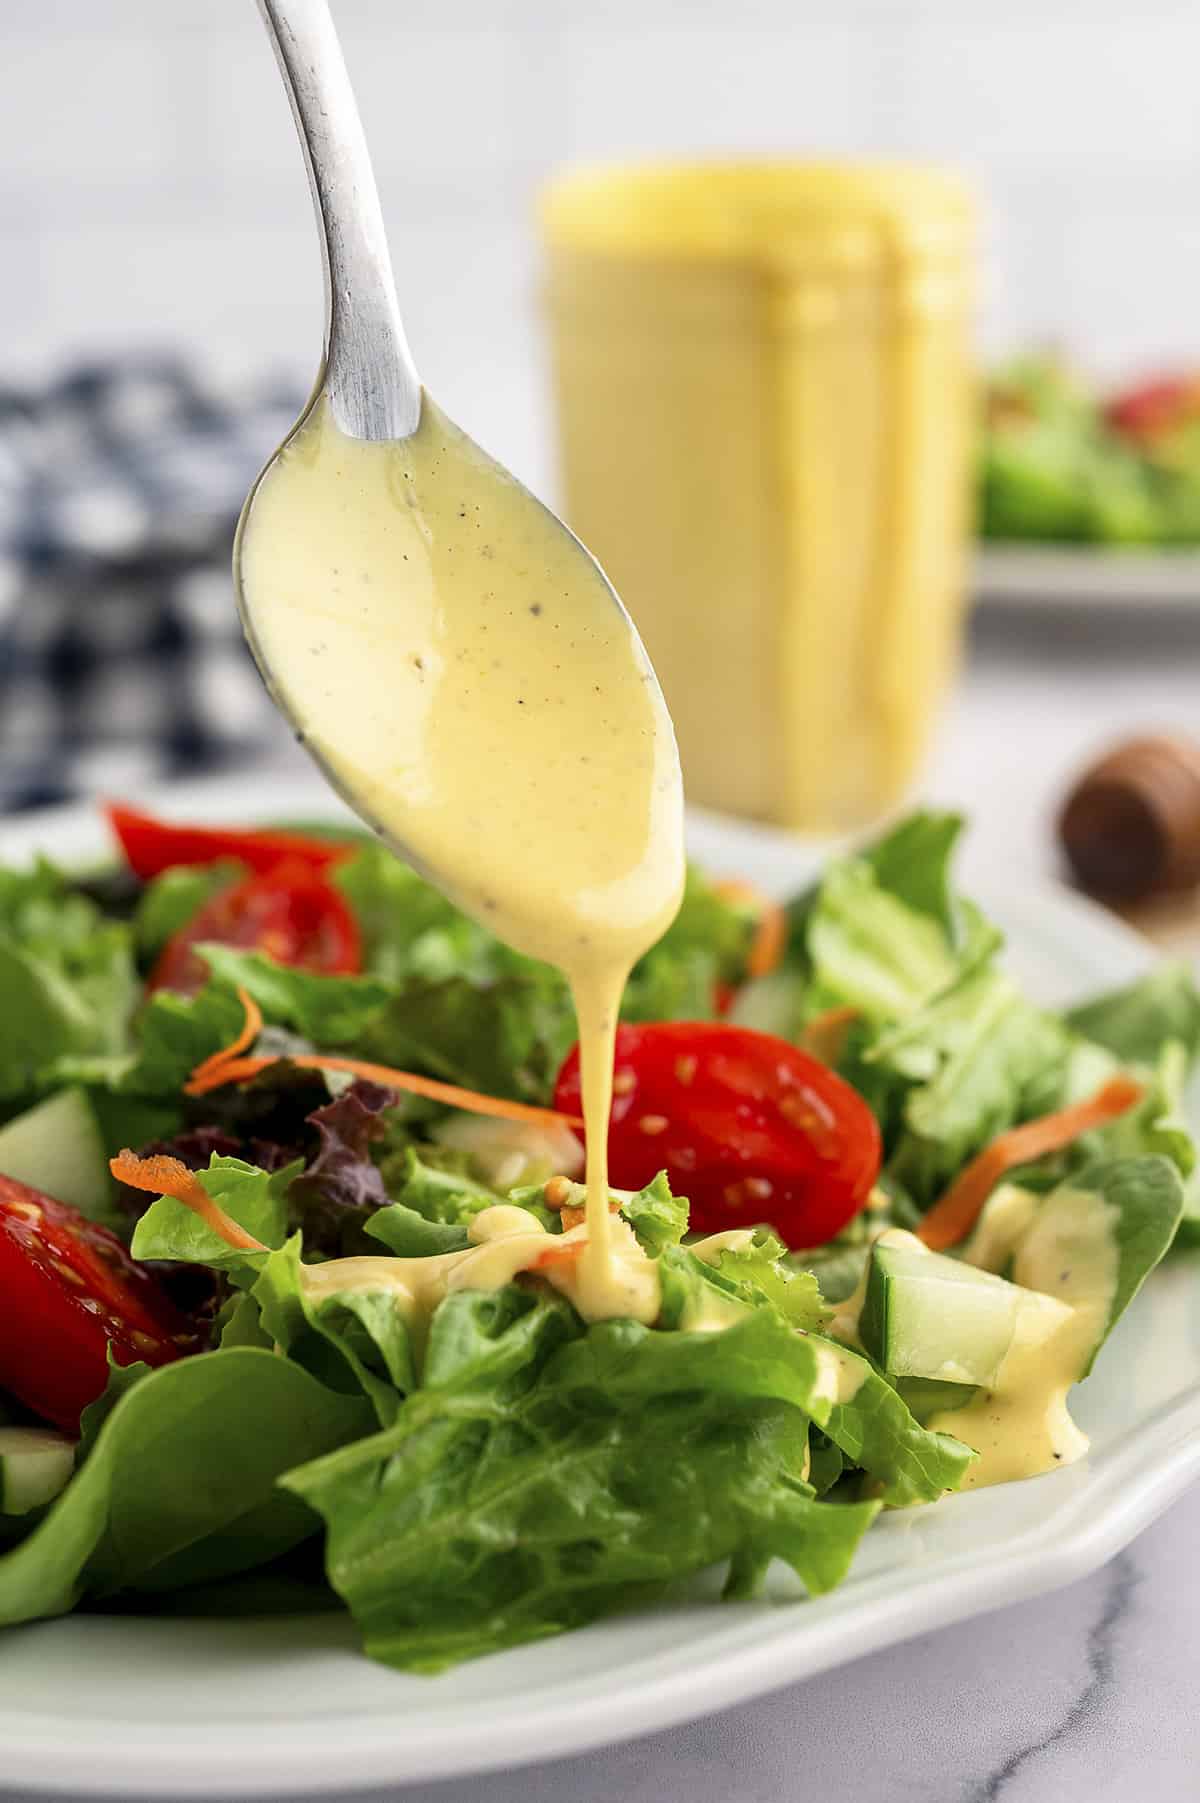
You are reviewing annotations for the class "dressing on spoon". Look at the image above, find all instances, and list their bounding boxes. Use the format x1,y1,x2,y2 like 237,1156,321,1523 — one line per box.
237,1,684,1316
237,395,685,1315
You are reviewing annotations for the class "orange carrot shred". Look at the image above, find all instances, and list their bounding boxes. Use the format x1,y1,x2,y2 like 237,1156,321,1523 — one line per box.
800,1004,859,1065
713,877,788,982
916,1075,1143,1252
187,986,264,1089
746,900,787,981
185,1047,582,1129
109,1150,267,1253
534,1239,586,1270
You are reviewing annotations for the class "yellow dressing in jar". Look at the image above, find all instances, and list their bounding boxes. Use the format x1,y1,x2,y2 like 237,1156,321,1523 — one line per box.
543,160,975,830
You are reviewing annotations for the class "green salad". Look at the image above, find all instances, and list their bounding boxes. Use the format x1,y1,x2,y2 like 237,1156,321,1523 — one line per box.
0,804,1196,1671
980,355,1200,546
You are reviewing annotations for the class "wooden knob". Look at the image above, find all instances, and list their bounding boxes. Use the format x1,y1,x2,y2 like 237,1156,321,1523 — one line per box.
1059,734,1200,902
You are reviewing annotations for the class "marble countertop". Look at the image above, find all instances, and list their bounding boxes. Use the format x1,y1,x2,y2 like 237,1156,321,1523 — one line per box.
5,602,1200,1803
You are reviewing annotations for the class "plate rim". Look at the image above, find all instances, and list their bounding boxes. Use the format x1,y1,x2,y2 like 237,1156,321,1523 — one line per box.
0,776,1196,1797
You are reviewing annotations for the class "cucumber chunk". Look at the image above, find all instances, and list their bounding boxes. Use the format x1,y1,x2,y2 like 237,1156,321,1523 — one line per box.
860,1229,1071,1388
0,1088,111,1215
0,1426,76,1515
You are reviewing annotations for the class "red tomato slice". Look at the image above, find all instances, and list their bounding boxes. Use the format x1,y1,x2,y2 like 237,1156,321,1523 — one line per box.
148,859,362,995
107,803,351,880
0,1175,200,1433
553,1021,881,1250
1105,375,1200,442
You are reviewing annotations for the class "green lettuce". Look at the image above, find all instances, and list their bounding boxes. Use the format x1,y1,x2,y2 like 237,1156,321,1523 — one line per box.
253,1236,415,1423
365,1147,517,1257
699,1228,830,1330
0,863,139,1097
195,947,393,1046
1065,964,1200,1069
518,1172,688,1256
0,1350,371,1623
868,968,1071,1204
806,860,964,1021
133,863,243,960
1013,1155,1183,1376
284,1289,881,1671
130,1155,296,1278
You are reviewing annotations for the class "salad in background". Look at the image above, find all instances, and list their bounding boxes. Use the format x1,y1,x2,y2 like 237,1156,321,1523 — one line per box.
0,805,1197,1671
980,354,1200,546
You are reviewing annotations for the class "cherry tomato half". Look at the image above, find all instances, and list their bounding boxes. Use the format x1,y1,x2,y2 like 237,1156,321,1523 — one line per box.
0,1175,200,1433
107,803,351,881
1105,375,1200,443
553,1021,881,1249
148,859,362,995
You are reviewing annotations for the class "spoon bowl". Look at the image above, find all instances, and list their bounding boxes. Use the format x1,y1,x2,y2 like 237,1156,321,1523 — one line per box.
233,0,685,968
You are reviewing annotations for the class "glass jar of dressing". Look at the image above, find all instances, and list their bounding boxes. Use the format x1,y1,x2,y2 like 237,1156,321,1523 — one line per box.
542,162,975,831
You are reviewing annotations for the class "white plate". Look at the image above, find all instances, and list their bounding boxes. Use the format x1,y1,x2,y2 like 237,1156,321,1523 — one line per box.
2,774,1198,1799
974,543,1200,609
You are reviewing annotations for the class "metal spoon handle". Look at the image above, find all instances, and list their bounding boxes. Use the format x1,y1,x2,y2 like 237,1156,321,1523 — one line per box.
257,0,421,441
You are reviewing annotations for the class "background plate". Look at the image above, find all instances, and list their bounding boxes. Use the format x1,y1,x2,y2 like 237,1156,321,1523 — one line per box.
1,775,1198,1799
975,543,1200,611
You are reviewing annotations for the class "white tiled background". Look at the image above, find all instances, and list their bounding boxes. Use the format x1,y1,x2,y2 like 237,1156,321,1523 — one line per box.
3,0,1198,494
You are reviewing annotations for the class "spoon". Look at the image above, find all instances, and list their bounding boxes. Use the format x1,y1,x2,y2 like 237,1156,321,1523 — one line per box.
233,0,685,1296
232,0,684,972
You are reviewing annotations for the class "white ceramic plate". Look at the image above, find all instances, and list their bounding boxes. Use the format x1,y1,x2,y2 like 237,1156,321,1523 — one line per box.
974,543,1200,610
2,775,1199,1799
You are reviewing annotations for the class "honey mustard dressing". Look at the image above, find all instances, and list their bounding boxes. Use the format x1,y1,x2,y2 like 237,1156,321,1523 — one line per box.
237,394,685,1316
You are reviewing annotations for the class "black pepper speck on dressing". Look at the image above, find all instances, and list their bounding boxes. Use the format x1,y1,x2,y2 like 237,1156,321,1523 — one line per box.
239,394,685,1313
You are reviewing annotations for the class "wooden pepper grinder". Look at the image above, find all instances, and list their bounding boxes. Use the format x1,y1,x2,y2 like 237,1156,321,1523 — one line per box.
1059,734,1200,947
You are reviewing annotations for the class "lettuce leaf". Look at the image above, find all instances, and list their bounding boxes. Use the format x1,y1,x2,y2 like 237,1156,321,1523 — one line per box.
365,1147,511,1257
806,860,965,1021
0,1349,371,1622
133,863,243,961
858,810,967,933
520,1172,688,1256
356,964,575,1103
699,1228,830,1330
334,842,474,984
1066,964,1200,1069
130,1155,296,1278
284,1290,881,1671
1074,1042,1195,1181
252,1236,415,1423
1013,1155,1183,1376
0,863,139,1096
868,968,1072,1204
64,981,247,1099
195,947,393,1046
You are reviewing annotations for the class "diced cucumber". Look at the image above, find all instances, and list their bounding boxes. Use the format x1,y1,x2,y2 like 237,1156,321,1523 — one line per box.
431,1110,584,1192
0,1088,111,1215
892,1376,980,1424
860,1229,1072,1388
0,1426,76,1515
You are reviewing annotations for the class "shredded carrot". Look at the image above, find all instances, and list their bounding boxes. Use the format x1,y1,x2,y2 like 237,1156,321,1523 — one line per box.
109,1150,268,1254
799,1004,859,1065
559,1196,622,1232
186,1047,582,1129
713,877,788,982
180,985,583,1128
916,1075,1143,1252
746,900,787,980
187,986,264,1090
534,1238,585,1270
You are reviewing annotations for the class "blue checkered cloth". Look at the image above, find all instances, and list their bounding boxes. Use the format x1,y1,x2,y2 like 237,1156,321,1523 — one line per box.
0,357,304,812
